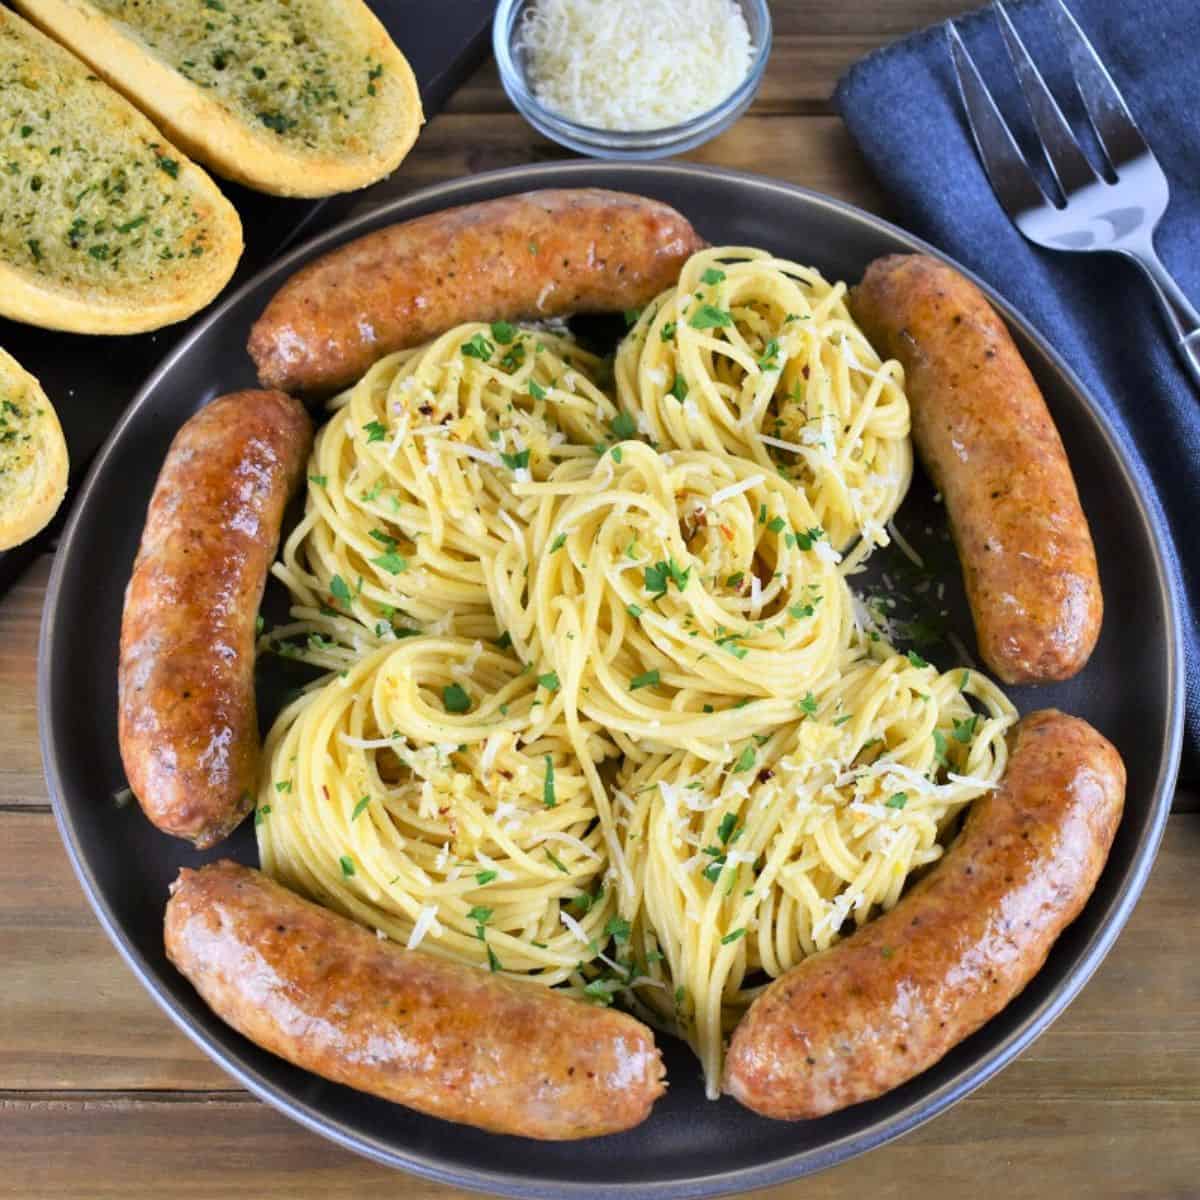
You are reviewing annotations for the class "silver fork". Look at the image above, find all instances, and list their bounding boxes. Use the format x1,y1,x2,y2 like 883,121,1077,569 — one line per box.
947,0,1200,390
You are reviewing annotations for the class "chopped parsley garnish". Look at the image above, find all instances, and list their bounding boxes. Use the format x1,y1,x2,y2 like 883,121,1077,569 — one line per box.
274,779,292,793
467,905,493,927
461,333,494,361
351,796,371,821
549,532,567,553
371,551,408,574
308,474,327,487
623,307,643,328
959,669,971,691
953,714,980,743
644,558,690,597
490,321,517,345
756,339,781,371
362,419,387,443
584,978,622,1004
732,745,757,773
610,410,637,439
546,848,569,873
475,869,498,886
626,603,643,618
543,755,556,807
538,671,560,692
258,110,297,134
528,378,547,400
885,792,908,810
629,669,660,691
329,574,353,606
442,683,471,714
604,916,631,943
500,449,531,471
798,692,819,714
767,515,787,535
644,562,669,596
717,812,738,844
339,855,355,878
716,634,748,659
721,928,746,944
254,805,271,826
794,526,826,550
689,304,733,330
906,649,930,669
487,947,504,972
933,729,949,766
788,602,815,619
669,373,688,402
660,322,677,342
701,267,727,285
155,153,179,178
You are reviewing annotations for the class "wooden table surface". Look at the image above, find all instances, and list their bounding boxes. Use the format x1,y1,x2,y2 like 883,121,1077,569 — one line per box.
4,4,1197,1197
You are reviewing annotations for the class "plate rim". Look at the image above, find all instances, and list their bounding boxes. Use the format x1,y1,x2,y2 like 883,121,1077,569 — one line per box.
38,159,1185,1199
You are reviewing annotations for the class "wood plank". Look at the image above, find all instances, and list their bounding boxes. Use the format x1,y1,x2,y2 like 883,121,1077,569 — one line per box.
3,807,1198,1098
0,810,229,1090
395,113,888,213
448,3,971,114
0,554,49,809
2,1088,1198,1199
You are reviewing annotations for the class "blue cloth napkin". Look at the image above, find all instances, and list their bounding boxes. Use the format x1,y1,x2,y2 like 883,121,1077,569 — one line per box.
834,0,1200,776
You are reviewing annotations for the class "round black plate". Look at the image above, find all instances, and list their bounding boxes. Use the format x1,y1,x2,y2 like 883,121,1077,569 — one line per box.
39,163,1183,1198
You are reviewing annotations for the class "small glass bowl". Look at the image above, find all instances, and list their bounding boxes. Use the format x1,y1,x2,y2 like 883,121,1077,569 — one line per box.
493,0,773,161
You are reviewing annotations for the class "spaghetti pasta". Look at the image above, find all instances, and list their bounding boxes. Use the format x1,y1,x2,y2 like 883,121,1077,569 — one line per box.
257,634,620,985
616,247,912,568
614,656,1014,1095
255,245,1017,1098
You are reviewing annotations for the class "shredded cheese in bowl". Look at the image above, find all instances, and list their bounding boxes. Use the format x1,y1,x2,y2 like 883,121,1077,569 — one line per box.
514,0,755,132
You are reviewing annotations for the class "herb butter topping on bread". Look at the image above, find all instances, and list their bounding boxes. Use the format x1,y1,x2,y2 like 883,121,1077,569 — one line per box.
14,0,424,197
0,347,68,551
0,7,242,334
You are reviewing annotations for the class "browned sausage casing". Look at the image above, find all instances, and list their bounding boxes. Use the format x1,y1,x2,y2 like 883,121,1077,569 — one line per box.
850,255,1102,684
723,709,1124,1119
119,392,312,848
165,861,666,1139
248,188,707,395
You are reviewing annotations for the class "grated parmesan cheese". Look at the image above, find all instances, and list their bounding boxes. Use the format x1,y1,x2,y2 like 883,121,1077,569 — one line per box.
559,908,591,945
710,473,764,506
515,0,754,132
406,904,443,950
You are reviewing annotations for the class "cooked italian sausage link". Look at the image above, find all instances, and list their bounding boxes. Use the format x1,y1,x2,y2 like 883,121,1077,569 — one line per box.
723,709,1125,1120
850,255,1102,684
119,392,312,849
247,188,707,395
165,861,666,1139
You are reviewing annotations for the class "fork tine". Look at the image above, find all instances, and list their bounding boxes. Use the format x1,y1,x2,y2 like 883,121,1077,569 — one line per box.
993,0,1098,199
1050,0,1149,173
946,23,1049,220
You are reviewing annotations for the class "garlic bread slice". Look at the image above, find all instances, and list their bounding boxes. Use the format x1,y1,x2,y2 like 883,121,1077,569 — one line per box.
0,8,242,334
14,0,423,198
0,347,68,551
